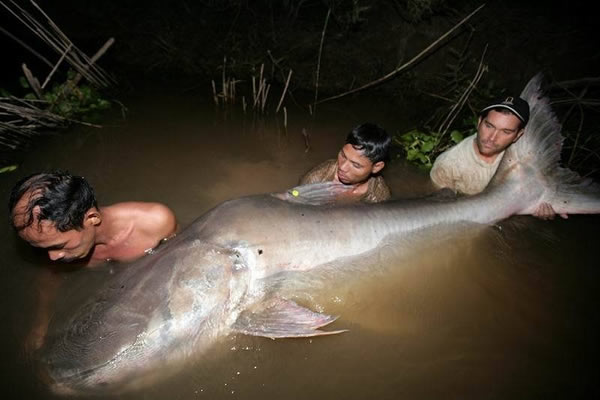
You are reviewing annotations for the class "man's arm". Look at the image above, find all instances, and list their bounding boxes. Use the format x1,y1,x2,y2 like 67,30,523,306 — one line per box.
433,163,568,219
429,155,457,193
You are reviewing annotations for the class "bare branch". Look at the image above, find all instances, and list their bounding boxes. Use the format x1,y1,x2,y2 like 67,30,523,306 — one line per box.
316,4,486,105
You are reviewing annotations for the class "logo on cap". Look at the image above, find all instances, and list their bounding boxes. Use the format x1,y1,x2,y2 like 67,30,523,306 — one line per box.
503,97,514,105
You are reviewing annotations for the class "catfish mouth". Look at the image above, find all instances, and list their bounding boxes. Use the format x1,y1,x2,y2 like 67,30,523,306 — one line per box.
42,358,116,395
40,339,136,396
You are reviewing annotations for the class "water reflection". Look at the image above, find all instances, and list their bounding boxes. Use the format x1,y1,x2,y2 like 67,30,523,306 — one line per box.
0,95,598,399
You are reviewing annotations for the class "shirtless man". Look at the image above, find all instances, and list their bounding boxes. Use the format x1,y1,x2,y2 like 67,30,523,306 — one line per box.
10,171,177,264
9,171,178,349
299,122,392,203
430,96,566,219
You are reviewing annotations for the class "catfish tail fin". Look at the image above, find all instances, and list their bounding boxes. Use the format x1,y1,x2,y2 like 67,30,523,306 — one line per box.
493,73,600,215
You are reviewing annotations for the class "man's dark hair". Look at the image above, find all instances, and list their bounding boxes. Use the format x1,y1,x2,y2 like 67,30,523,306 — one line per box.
345,122,391,163
8,171,98,232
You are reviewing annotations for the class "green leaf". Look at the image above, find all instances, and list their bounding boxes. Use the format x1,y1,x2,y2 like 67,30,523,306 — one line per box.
401,131,416,141
421,141,434,152
0,165,18,174
406,148,419,161
450,130,464,143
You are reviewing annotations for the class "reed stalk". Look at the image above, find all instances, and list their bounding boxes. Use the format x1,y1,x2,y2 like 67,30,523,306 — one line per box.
253,64,266,108
1,0,115,88
42,43,72,89
276,69,293,113
261,84,271,113
230,77,236,104
252,76,257,106
21,63,42,98
437,45,488,138
211,80,218,106
313,8,331,117
302,128,310,152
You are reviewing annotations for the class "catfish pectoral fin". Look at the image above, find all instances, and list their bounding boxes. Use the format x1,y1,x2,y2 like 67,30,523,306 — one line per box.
232,298,348,339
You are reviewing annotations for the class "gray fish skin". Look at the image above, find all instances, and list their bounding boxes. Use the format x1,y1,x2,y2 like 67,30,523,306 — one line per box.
40,74,600,394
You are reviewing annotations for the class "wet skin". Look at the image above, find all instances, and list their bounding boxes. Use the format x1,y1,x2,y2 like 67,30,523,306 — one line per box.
474,110,524,163
335,144,384,198
19,220,97,263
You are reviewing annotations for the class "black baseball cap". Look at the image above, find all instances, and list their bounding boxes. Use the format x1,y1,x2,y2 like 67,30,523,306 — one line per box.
480,96,530,126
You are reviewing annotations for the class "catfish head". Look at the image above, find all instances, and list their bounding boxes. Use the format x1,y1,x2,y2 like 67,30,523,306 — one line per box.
40,239,251,395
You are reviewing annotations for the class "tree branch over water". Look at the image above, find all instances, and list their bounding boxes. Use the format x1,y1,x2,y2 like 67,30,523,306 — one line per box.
316,3,486,105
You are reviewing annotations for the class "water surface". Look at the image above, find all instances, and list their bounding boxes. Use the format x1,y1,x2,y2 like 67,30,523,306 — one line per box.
0,92,598,399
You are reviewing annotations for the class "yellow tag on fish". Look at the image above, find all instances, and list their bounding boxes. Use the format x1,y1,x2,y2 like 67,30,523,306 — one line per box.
291,189,299,197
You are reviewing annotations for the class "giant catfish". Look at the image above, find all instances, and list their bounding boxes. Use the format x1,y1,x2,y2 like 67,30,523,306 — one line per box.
39,75,600,394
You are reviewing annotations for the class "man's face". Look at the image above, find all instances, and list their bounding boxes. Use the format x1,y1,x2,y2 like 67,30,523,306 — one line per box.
18,221,97,262
12,191,98,262
336,143,384,185
476,110,524,157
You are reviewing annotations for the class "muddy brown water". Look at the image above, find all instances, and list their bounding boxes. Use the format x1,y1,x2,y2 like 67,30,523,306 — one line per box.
0,93,598,399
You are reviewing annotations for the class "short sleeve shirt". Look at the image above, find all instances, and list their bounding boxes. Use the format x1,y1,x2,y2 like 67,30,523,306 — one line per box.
430,135,504,195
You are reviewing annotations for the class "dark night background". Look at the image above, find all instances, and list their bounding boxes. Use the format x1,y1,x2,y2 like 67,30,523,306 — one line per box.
1,0,599,175
1,1,598,99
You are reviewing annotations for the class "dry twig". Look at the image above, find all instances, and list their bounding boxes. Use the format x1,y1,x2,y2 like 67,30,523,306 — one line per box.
276,69,293,113
313,8,331,116
316,4,486,105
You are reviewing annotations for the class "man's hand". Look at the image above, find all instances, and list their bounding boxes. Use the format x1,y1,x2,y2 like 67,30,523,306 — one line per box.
533,202,568,220
23,325,46,355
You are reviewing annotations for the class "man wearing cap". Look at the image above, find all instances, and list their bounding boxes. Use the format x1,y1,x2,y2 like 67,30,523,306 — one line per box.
430,96,566,219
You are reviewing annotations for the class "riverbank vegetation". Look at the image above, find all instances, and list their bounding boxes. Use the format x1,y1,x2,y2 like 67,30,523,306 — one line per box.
2,0,598,178
0,0,114,172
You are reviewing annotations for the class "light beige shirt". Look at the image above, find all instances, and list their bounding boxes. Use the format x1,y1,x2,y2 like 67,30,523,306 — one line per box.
430,135,504,195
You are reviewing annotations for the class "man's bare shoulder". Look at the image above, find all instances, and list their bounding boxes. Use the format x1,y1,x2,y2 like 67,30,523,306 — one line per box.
104,202,177,238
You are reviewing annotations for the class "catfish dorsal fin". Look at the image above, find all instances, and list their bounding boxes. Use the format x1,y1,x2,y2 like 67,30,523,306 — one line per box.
232,298,347,339
272,182,355,206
